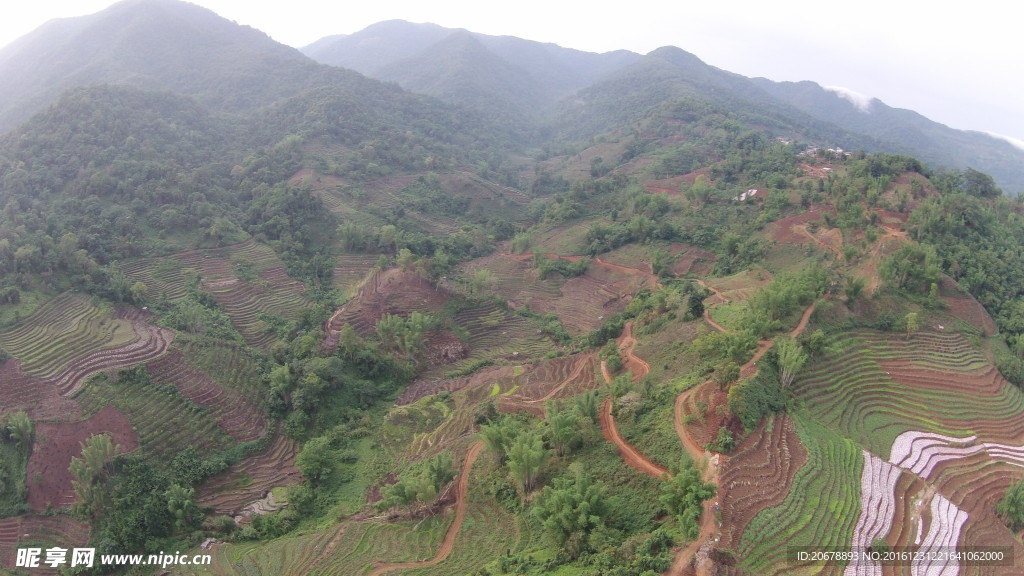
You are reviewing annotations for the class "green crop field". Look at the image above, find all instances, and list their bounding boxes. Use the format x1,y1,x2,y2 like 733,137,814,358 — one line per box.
0,292,135,378
739,414,862,575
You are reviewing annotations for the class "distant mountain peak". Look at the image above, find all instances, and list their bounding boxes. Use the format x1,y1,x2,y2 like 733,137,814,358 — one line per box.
824,85,875,113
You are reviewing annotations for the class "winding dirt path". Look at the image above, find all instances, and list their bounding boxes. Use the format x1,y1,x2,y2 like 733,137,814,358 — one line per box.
366,441,484,576
598,321,665,478
600,397,668,478
617,321,650,379
670,385,719,576
669,282,823,575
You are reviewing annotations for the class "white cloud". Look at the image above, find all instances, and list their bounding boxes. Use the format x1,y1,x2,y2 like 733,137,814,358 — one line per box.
824,86,875,113
985,131,1024,152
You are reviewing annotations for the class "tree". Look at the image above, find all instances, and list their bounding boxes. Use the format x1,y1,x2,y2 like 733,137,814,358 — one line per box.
714,362,740,389
295,436,333,485
963,168,1000,198
532,468,608,558
775,336,808,388
905,312,919,340
164,484,199,533
479,420,515,464
507,431,548,494
130,280,148,304
843,276,865,303
997,478,1024,531
469,268,496,294
4,411,33,454
69,434,119,520
545,403,579,457
660,457,716,539
880,244,941,294
573,390,600,424
376,452,455,516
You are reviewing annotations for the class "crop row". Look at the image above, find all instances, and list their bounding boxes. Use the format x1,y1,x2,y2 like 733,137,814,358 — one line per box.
177,339,266,403
208,280,309,349
793,329,1024,456
722,415,808,547
198,433,300,516
915,494,968,575
740,416,862,575
0,359,83,421
76,371,235,463
404,501,525,576
147,350,266,442
310,516,449,575
332,253,380,292
52,321,175,395
843,451,901,576
0,293,138,378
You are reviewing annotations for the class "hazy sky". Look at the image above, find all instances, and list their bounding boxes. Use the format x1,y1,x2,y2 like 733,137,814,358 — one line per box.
2,1,1021,147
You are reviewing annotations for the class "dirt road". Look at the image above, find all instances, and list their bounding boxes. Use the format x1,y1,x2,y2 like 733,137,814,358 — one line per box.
367,441,484,576
600,397,668,478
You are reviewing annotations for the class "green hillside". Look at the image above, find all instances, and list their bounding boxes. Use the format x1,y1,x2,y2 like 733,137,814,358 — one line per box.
1,2,1024,575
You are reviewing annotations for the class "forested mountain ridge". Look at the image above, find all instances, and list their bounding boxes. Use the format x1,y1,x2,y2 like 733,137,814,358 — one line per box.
306,21,1024,193
3,2,1024,575
752,78,1024,192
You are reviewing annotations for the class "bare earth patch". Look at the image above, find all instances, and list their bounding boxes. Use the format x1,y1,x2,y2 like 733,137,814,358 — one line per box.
26,405,138,512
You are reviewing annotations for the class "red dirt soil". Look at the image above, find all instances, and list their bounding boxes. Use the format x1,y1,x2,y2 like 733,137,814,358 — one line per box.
0,515,90,573
26,405,139,512
197,433,301,516
0,359,83,422
500,354,599,417
670,280,821,575
763,205,836,245
366,441,484,576
600,397,667,478
146,350,267,443
717,414,807,549
323,268,452,346
939,276,998,335
398,365,519,406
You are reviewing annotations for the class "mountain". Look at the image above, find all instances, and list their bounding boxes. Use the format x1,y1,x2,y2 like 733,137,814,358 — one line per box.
6,4,1024,575
0,0,367,131
301,20,642,113
306,24,1024,193
545,46,878,151
300,20,454,75
752,79,1024,192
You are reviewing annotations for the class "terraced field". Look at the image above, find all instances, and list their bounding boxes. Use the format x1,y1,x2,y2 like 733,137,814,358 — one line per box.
776,328,1024,574
53,315,175,395
0,359,82,421
719,414,808,550
0,515,89,573
333,253,380,293
206,276,308,349
499,353,599,416
26,405,139,512
75,369,235,463
177,338,267,403
122,239,310,349
147,350,267,442
198,433,301,516
0,292,137,379
449,301,556,371
792,329,1024,456
327,269,448,341
738,415,862,575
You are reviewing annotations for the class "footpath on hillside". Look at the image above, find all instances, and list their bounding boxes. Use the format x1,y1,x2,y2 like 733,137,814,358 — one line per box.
366,441,484,576
669,283,821,576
